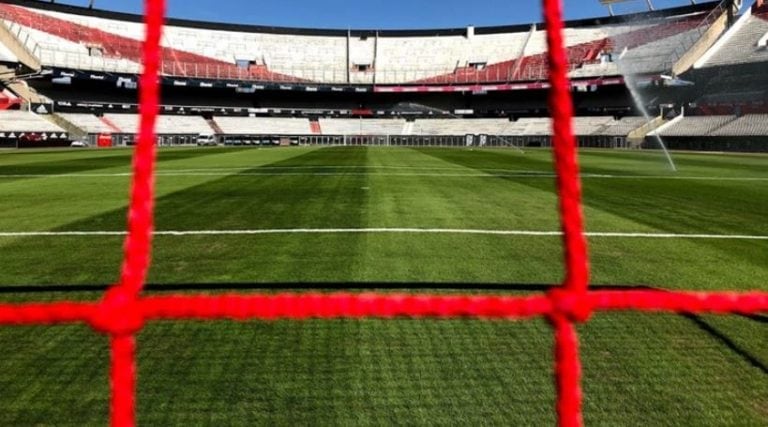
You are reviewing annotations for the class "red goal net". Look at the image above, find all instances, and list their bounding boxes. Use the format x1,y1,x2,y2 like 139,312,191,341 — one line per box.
0,1,765,426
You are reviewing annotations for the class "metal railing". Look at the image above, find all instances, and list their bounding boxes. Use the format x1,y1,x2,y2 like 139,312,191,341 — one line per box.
129,134,629,150
31,46,617,85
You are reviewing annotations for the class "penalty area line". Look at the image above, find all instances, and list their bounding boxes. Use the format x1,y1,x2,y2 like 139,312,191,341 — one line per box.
0,228,766,240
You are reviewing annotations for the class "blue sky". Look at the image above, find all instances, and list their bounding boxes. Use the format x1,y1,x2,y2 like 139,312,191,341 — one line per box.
51,0,710,29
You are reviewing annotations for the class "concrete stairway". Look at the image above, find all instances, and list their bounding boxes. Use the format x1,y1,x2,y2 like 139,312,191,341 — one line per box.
627,116,666,148
0,19,41,70
309,119,322,135
205,117,223,135
47,113,87,140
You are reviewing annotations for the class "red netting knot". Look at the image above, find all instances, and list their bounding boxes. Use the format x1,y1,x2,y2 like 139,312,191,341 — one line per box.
548,288,593,323
90,287,144,336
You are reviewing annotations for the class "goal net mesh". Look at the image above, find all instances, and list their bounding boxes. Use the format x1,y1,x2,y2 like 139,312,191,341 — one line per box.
0,1,765,426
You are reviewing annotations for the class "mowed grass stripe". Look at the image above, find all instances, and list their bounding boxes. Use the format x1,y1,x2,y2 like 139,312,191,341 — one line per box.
0,147,764,424
3,172,767,180
0,313,763,425
0,148,319,232
0,147,765,288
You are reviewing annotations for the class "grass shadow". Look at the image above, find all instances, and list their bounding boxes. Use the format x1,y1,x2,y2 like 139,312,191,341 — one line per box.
683,314,768,376
0,147,372,287
414,148,768,272
0,147,253,183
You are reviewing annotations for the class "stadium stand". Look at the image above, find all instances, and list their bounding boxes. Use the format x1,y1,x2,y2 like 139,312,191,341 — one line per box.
592,116,648,136
365,117,630,138
656,115,736,137
0,0,760,151
154,115,214,135
711,114,768,136
410,119,513,136
2,1,767,426
571,116,616,135
103,113,212,135
57,113,121,134
0,1,722,84
417,14,709,84
0,3,294,80
0,109,63,132
700,8,768,67
320,118,407,135
215,117,312,135
39,115,647,141
374,33,532,83
404,117,641,138
513,118,555,136
616,27,704,74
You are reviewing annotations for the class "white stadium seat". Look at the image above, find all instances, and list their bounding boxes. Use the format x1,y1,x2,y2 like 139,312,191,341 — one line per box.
711,114,768,136
0,110,63,133
701,13,768,68
103,114,213,134
57,113,116,134
215,117,311,135
658,115,736,137
319,119,406,135
0,2,715,84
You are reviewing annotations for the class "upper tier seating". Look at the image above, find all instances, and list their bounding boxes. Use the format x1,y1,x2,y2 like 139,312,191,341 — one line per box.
0,3,716,84
0,5,296,81
416,14,706,84
2,11,142,74
0,110,63,132
701,12,768,67
616,27,702,74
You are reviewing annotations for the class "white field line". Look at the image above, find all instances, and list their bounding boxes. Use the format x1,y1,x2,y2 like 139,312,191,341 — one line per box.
0,228,766,240
160,165,543,172
0,171,767,181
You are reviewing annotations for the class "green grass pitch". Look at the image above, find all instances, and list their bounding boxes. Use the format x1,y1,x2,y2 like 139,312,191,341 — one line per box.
0,146,765,425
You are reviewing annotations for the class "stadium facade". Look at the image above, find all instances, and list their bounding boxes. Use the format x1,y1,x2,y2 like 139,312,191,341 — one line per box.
0,0,766,150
